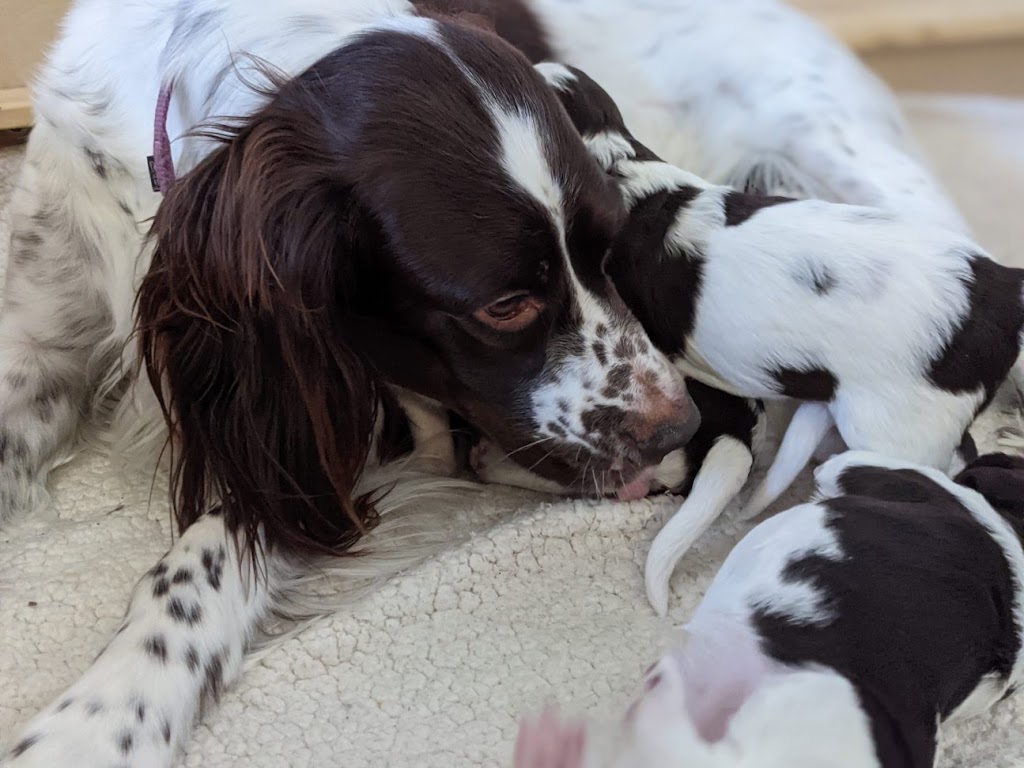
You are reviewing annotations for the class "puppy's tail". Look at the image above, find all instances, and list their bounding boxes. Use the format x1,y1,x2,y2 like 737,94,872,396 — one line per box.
741,402,833,520
645,437,753,617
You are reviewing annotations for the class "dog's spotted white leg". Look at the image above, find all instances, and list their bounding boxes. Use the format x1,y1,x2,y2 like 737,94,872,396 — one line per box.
1,512,272,768
0,128,148,524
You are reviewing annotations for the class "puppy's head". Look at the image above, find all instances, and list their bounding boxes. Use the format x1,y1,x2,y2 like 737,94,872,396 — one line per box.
533,62,656,171
955,452,1024,522
140,14,699,555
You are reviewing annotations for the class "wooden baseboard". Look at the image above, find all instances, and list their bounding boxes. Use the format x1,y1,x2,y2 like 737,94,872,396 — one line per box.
0,87,31,132
864,38,1024,99
788,0,1024,51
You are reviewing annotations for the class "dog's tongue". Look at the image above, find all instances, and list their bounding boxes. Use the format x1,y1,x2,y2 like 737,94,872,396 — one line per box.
616,471,654,502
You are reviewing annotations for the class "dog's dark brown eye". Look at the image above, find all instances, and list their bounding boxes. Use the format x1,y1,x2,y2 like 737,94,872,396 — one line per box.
474,293,543,331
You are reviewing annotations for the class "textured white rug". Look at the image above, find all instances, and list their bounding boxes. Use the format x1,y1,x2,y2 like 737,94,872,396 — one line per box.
2,94,1024,768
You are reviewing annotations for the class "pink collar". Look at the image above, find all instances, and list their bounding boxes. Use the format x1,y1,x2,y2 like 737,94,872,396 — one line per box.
151,82,175,193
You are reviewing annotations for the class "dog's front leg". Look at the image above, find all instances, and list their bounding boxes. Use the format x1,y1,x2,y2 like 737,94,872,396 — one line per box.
1,513,273,767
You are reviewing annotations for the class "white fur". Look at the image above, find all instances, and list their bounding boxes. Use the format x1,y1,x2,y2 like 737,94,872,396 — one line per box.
644,436,753,617
530,0,967,232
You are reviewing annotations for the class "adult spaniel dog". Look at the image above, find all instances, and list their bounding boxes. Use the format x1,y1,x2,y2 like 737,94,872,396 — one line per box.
0,0,963,764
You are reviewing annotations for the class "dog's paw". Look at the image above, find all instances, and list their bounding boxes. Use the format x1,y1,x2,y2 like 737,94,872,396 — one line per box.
2,695,174,768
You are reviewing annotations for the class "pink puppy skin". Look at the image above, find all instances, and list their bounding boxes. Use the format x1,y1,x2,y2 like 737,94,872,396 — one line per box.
512,654,878,768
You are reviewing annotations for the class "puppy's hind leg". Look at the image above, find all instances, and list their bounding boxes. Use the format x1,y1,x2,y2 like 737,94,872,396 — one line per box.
645,436,753,617
741,402,832,520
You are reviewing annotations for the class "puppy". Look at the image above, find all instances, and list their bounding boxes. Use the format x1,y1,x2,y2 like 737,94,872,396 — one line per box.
527,62,1021,606
513,451,1024,768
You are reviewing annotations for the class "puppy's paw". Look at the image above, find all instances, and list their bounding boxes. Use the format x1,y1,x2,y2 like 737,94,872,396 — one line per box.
514,710,588,768
471,440,567,494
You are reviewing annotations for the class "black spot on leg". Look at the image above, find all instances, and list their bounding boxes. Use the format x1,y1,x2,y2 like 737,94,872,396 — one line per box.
167,597,202,625
184,645,200,673
172,568,193,585
592,341,608,367
143,635,168,662
162,719,172,744
13,230,43,247
57,698,73,711
136,700,146,722
0,431,30,464
84,147,107,179
151,562,168,578
86,700,104,716
771,366,838,401
201,547,224,591
595,323,609,338
202,653,225,703
5,371,28,389
31,380,66,422
723,191,795,226
152,577,170,598
11,735,38,757
117,200,133,217
119,730,134,755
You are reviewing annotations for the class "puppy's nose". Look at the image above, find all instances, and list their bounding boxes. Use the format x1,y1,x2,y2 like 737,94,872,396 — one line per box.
628,395,701,466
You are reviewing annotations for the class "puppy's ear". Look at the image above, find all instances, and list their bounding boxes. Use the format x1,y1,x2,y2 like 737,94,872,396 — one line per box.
138,102,381,558
955,453,1024,518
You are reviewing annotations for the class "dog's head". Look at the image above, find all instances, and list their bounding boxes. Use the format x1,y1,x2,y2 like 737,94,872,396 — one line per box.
956,452,1024,524
138,15,698,553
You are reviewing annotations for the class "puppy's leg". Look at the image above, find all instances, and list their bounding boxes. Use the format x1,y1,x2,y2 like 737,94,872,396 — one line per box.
0,513,272,768
392,388,457,474
645,436,753,617
0,149,135,523
471,438,568,494
831,386,977,476
741,402,832,520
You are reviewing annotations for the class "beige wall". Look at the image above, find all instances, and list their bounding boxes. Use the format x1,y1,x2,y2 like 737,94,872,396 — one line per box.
0,0,70,90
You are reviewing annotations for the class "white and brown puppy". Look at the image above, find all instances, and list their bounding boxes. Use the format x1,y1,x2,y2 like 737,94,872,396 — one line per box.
514,451,1024,768
522,63,1020,610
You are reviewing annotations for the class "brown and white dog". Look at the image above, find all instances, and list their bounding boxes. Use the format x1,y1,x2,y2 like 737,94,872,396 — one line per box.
0,0,970,765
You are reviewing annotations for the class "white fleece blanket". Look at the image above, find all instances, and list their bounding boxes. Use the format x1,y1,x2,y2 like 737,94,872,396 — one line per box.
3,95,1024,768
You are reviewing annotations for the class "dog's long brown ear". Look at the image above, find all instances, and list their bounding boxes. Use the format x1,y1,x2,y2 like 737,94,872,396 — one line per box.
138,105,381,558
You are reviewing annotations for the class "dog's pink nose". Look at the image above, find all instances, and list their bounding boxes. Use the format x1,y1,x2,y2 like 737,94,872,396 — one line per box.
627,393,701,465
